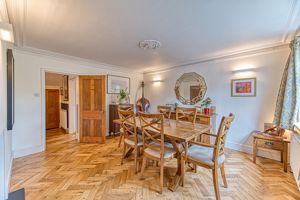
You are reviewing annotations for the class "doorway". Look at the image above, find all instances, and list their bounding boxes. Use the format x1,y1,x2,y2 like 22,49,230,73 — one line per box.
45,72,78,140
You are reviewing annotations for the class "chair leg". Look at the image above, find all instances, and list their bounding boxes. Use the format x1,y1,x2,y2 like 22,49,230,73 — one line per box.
212,168,220,200
181,156,185,187
159,162,164,194
193,164,197,173
140,157,147,179
121,143,126,165
220,164,228,188
134,147,138,173
118,133,123,147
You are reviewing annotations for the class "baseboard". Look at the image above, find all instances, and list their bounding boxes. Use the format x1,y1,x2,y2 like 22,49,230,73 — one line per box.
226,141,281,162
13,145,44,158
5,156,13,199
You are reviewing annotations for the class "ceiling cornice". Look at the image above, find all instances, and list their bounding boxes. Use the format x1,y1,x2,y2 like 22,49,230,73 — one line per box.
0,0,9,22
11,45,143,75
282,0,300,42
143,42,289,74
5,0,26,46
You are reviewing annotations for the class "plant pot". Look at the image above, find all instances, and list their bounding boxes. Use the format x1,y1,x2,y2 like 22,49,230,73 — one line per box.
119,98,126,104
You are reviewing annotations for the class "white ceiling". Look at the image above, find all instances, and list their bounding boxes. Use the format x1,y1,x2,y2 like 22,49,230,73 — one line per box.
6,0,300,71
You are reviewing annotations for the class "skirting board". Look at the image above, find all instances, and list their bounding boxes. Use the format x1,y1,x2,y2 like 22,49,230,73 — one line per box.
13,145,44,158
5,156,13,199
226,141,281,162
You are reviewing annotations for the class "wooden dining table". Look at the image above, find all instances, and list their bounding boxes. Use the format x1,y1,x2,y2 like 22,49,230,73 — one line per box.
114,117,210,191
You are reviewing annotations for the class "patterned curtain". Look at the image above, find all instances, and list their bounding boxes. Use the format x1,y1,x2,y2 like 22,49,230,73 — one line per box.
273,36,300,129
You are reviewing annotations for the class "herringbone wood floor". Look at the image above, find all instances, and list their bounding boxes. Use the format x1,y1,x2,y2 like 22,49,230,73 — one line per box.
10,129,300,200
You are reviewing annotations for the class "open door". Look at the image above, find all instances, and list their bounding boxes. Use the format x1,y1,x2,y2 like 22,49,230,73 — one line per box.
79,76,106,143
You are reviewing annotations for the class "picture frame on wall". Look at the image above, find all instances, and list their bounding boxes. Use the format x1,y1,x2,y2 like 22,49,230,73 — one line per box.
231,78,256,97
7,49,14,130
107,75,130,94
63,75,69,101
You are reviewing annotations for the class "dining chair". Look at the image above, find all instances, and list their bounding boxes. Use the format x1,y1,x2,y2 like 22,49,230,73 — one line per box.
118,105,133,147
157,105,172,119
138,112,176,194
119,109,143,173
175,107,197,124
181,113,235,200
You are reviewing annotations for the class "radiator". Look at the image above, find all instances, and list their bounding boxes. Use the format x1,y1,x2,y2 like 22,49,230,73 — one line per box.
291,129,300,191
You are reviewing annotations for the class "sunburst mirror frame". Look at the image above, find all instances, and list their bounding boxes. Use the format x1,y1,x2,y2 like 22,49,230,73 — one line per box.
174,72,207,105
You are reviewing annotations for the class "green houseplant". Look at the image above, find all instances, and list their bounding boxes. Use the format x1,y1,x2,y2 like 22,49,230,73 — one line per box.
118,88,128,104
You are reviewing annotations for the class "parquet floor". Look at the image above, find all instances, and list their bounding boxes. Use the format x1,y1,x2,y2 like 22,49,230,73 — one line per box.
10,129,300,200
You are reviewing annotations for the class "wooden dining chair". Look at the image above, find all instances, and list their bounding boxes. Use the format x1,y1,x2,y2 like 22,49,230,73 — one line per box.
181,113,235,200
119,109,143,173
175,107,197,124
138,112,176,194
118,105,133,147
157,105,172,119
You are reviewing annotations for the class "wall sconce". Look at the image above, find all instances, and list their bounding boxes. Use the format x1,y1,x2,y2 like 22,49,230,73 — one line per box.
0,22,14,43
232,66,256,77
152,79,164,86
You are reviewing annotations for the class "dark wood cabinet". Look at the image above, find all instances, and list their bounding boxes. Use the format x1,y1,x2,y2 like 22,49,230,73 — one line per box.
109,104,134,136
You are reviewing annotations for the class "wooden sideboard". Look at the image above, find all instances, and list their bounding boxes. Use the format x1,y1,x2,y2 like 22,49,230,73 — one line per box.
109,104,134,136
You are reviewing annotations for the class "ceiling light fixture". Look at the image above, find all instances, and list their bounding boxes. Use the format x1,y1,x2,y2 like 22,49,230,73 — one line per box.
139,40,161,50
0,22,14,43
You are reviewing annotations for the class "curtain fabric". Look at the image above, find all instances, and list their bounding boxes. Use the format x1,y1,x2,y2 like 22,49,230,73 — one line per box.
273,36,300,129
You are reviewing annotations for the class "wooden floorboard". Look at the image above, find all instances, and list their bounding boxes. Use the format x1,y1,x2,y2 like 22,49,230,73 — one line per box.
10,129,300,200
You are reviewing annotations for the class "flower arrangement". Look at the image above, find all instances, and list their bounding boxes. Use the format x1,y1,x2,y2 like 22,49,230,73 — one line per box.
200,97,212,108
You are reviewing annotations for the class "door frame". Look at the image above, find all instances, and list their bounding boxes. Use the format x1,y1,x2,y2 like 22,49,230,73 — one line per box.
41,68,80,151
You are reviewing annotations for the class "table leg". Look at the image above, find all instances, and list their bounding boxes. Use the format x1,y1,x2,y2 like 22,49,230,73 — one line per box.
168,140,185,192
283,142,288,172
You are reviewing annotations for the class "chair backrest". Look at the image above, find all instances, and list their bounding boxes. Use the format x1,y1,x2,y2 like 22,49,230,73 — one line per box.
213,113,235,161
157,105,172,119
138,112,164,159
175,107,197,124
118,109,138,145
118,104,133,111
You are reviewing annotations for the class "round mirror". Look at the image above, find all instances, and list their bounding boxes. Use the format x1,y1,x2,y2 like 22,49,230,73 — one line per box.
174,72,207,105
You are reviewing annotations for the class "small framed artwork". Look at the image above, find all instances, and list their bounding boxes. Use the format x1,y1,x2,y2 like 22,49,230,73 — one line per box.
231,78,256,97
63,75,69,101
107,75,130,94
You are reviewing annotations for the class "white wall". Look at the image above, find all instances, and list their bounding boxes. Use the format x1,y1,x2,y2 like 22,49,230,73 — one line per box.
144,47,290,160
0,40,13,199
12,48,143,158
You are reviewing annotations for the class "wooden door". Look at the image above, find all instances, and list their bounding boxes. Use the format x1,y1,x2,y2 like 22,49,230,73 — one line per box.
79,76,106,143
46,89,60,129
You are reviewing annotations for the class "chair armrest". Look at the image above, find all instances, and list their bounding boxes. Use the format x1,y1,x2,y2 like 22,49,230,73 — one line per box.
189,140,217,148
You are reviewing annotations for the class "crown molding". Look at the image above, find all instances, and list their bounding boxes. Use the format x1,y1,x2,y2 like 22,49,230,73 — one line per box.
5,0,26,46
143,42,289,74
282,0,300,42
0,0,9,22
11,45,143,75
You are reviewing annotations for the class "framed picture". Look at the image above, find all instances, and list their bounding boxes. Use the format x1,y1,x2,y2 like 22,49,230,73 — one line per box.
63,75,69,101
107,75,130,94
7,49,14,130
231,78,256,97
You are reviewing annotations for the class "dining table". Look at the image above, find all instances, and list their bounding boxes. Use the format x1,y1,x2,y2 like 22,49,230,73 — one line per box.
113,117,210,191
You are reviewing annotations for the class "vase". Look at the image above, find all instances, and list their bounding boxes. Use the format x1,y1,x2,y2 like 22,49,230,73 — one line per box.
119,98,126,104
204,108,210,115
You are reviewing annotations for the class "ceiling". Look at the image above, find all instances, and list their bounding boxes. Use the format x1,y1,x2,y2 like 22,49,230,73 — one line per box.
6,0,300,71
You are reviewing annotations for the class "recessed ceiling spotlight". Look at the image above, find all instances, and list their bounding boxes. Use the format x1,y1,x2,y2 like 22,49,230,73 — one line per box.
139,40,161,50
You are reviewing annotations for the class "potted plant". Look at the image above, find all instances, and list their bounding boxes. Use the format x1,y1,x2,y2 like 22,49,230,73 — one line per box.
200,97,212,115
118,88,129,104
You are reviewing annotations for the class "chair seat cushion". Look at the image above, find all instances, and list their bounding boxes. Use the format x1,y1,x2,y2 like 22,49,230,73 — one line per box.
144,142,176,159
187,145,225,166
124,135,143,146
